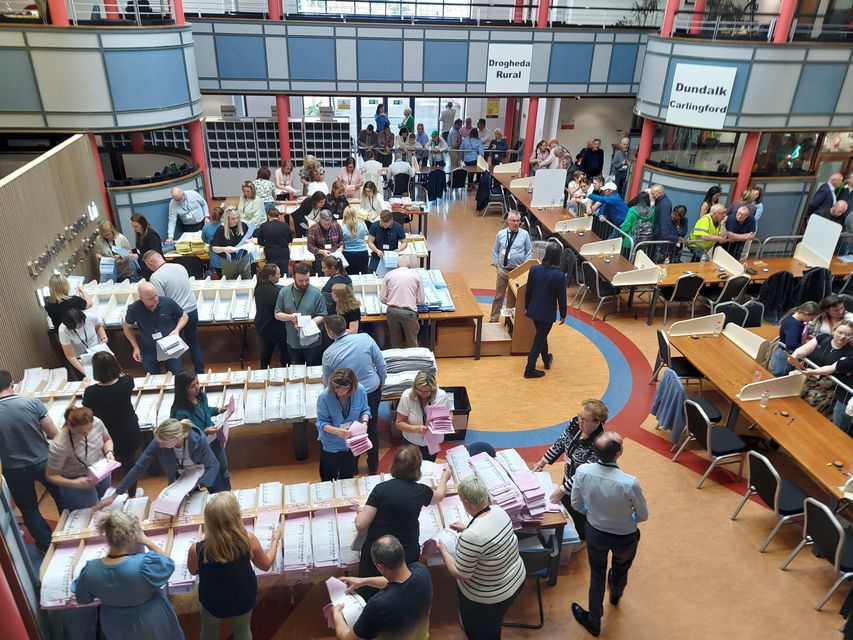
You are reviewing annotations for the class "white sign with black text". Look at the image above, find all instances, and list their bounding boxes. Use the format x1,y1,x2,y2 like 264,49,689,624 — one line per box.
665,63,737,130
486,43,533,93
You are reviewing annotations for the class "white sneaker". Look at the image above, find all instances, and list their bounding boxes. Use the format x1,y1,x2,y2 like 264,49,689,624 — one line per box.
135,488,145,498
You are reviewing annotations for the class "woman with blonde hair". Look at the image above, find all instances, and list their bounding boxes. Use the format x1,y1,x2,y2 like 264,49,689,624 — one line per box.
237,180,265,225
332,283,361,333
46,406,115,509
325,179,350,220
274,160,298,200
211,207,253,279
43,272,93,330
93,221,136,281
395,369,451,462
74,510,183,639
341,205,370,274
98,417,221,508
187,492,282,640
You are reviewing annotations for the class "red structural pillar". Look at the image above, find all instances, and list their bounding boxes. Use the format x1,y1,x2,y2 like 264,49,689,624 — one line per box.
733,131,761,199
503,98,517,149
276,95,291,164
774,0,797,42
628,118,655,199
172,0,186,25
130,132,145,153
536,0,549,27
522,98,539,177
689,0,707,34
46,0,69,25
660,0,679,36
0,567,29,640
105,0,121,19
268,0,281,20
89,134,113,223
513,0,524,22
187,120,213,203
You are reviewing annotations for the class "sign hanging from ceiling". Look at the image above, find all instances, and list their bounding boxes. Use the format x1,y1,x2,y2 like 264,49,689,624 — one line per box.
665,63,737,130
486,43,533,93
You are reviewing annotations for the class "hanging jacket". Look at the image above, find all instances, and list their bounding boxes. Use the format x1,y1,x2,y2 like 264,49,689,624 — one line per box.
426,169,447,201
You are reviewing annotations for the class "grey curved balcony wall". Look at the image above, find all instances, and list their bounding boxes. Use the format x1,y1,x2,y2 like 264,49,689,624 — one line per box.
636,36,853,131
0,26,202,131
191,20,647,96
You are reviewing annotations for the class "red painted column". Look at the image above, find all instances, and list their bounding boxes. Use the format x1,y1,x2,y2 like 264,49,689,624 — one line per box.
536,0,549,27
627,118,655,199
689,0,707,34
89,134,113,223
105,0,121,20
513,0,524,22
0,567,29,640
503,98,516,150
522,98,539,177
187,120,213,203
774,0,797,42
46,0,69,25
660,0,680,36
172,0,186,25
268,0,281,20
276,95,291,164
130,132,145,153
733,131,761,199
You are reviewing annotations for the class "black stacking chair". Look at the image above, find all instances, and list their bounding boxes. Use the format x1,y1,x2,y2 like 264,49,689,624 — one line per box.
699,274,750,313
658,273,704,324
502,534,559,629
717,301,748,327
391,173,412,197
648,329,704,392
576,261,626,321
672,399,746,489
743,299,765,327
450,167,468,190
731,451,808,552
780,497,853,611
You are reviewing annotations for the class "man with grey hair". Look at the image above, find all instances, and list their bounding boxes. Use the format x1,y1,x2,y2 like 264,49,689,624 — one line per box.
688,202,728,260
490,211,532,322
571,431,648,637
808,172,844,217
388,149,415,182
611,137,631,197
722,204,757,258
167,186,209,244
307,209,343,276
380,255,424,348
335,535,433,640
123,282,188,374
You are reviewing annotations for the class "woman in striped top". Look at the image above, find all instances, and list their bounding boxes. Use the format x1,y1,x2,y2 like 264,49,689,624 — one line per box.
437,476,525,639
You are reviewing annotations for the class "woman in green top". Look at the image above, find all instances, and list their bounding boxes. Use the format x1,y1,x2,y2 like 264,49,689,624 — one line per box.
170,370,231,490
398,107,414,139
619,191,655,250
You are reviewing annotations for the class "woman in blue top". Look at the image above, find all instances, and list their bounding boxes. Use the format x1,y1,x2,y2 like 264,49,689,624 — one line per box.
340,206,370,275
201,206,223,277
98,418,221,508
74,510,184,640
374,104,390,133
523,242,568,379
460,128,485,187
316,368,371,482
171,370,231,491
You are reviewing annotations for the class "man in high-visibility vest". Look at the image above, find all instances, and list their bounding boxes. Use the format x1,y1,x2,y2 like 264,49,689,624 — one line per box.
688,203,729,261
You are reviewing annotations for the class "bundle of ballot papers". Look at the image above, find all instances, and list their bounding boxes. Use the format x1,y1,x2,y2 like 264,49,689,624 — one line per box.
346,421,372,456
381,348,437,374
469,452,525,528
168,527,200,594
282,515,313,573
175,232,208,256
426,405,453,434
87,458,121,482
156,335,189,361
151,466,205,516
380,371,419,398
295,313,321,346
323,576,366,630
496,448,548,522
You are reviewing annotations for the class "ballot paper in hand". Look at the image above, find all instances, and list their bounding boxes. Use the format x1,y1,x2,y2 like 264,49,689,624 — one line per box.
345,421,372,456
323,576,366,629
421,528,460,558
207,395,236,446
87,458,121,482
295,313,321,346
155,335,188,362
151,466,205,516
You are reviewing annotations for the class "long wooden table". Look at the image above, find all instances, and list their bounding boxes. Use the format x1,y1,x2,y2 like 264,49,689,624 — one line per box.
671,333,853,500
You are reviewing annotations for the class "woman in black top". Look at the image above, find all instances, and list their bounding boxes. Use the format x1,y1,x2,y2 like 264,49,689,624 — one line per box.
321,255,352,315
44,273,93,330
211,207,252,279
332,283,362,333
291,191,326,239
792,320,853,419
82,352,143,496
255,208,292,276
354,446,450,597
129,213,163,281
187,492,281,639
253,264,289,369
325,180,349,220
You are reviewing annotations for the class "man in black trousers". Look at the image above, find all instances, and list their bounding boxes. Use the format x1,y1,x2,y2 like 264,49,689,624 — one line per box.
570,432,649,637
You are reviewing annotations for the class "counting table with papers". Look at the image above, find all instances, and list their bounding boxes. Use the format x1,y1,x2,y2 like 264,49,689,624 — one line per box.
39,448,568,609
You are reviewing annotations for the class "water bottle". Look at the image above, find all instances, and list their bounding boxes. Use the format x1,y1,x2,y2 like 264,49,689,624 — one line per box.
753,370,762,382
713,319,722,337
664,256,671,265
699,253,708,269
759,390,770,408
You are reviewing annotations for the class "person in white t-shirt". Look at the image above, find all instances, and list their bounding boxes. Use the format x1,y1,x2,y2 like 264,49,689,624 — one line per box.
395,370,451,462
58,308,108,379
361,149,383,175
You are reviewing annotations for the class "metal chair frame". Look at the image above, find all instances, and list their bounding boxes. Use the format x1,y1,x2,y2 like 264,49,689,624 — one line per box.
502,534,559,629
672,399,745,489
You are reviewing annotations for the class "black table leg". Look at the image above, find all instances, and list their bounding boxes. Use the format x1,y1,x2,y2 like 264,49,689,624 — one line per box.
293,420,309,460
647,286,660,325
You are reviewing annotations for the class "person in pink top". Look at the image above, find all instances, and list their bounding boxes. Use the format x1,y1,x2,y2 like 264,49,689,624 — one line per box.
379,255,424,348
336,156,363,197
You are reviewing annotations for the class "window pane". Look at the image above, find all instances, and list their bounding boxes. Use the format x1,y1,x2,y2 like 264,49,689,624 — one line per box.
648,123,740,176
414,98,440,134
303,96,331,117
822,131,853,154
754,131,821,176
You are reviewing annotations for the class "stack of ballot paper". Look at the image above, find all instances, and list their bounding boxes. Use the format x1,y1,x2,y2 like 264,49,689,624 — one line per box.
58,508,94,536
87,458,121,482
282,515,313,573
333,478,360,500
419,460,449,488
310,481,335,504
380,371,419,398
439,494,472,528
495,448,529,475
235,487,258,513
513,470,547,523
470,452,525,528
323,576,366,630
381,348,437,374
296,314,320,345
156,335,189,361
40,545,81,609
285,482,310,512
258,481,282,510
418,503,444,550
357,474,385,496
151,466,205,516
534,472,563,512
311,509,341,568
168,527,199,594
346,421,372,456
446,445,475,484
421,528,460,565
175,232,207,256
426,404,454,450
254,511,282,575
336,509,361,567
176,490,207,523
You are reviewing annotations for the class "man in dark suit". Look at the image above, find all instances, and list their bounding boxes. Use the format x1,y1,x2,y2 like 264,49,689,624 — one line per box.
839,173,853,210
523,243,567,379
807,172,843,216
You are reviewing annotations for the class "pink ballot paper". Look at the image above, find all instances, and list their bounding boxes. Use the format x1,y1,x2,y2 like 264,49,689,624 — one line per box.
208,395,236,446
345,421,372,456
87,458,121,482
426,405,454,434
151,466,205,516
324,576,366,629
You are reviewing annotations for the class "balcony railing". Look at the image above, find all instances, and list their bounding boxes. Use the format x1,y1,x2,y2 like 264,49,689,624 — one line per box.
672,10,778,41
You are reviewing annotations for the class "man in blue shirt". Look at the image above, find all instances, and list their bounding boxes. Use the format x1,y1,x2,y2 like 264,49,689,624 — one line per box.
322,315,387,474
367,211,408,274
588,182,629,234
123,282,188,374
490,212,532,322
167,187,209,243
721,205,757,259
571,432,648,637
414,123,430,164
460,128,485,188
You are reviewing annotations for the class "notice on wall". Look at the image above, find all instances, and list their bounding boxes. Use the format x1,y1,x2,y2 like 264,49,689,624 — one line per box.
665,63,737,131
486,43,533,93
486,98,500,118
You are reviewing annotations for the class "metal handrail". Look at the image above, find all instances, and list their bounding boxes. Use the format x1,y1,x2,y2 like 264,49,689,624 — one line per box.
65,0,176,25
758,235,803,259
671,10,778,41
630,239,677,262
591,216,633,259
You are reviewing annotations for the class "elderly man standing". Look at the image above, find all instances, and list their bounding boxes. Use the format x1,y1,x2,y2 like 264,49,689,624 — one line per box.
688,203,728,260
490,211,532,322
380,255,424,348
274,262,327,365
167,186,209,244
611,138,631,197
142,250,204,373
721,205,757,258
571,432,648,637
807,172,843,217
448,118,464,168
322,315,387,474
123,282,188,374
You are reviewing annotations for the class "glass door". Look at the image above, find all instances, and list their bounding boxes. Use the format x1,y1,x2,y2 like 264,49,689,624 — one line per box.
359,97,384,133
413,98,440,136
387,97,410,133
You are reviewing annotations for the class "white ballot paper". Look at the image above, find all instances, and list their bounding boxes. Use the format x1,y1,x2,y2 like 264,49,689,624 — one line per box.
325,576,366,629
156,335,189,362
151,466,205,516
